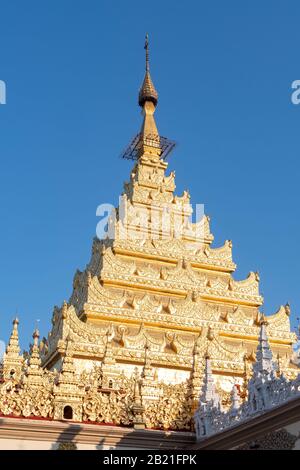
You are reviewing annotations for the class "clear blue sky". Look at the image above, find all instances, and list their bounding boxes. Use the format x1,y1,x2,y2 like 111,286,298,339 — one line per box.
0,1,299,351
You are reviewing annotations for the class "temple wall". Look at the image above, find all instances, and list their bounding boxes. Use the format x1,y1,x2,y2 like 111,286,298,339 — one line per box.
72,358,190,385
0,417,195,450
73,358,101,375
0,438,125,450
155,367,189,384
0,439,89,450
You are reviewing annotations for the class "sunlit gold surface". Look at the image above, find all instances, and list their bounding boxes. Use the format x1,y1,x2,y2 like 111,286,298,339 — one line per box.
0,39,298,431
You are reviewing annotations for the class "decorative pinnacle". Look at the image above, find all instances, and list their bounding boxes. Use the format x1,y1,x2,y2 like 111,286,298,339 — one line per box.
200,354,220,408
138,34,158,107
260,313,268,326
32,328,40,345
6,317,21,355
285,302,291,316
145,33,149,72
231,384,240,411
253,317,275,375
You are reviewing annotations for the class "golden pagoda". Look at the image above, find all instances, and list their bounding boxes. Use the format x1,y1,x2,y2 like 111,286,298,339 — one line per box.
0,36,298,432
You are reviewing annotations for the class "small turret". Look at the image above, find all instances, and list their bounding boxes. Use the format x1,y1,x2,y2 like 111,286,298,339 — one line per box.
230,385,240,414
253,316,275,376
25,328,43,387
100,327,120,389
188,335,204,411
140,340,160,402
194,354,220,440
248,318,277,413
2,318,24,381
53,339,83,421
200,354,220,408
131,367,145,429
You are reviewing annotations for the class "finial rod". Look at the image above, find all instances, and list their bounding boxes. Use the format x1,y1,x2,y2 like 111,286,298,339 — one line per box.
138,33,158,108
145,33,149,72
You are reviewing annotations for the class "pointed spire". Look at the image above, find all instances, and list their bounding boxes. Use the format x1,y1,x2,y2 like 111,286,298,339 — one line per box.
29,329,41,365
230,385,240,412
253,317,275,375
100,329,120,388
247,319,277,413
140,340,160,401
145,33,149,72
58,338,77,383
137,34,161,158
200,354,220,408
2,318,23,381
25,328,43,386
285,302,291,316
6,318,20,355
102,329,116,366
131,367,145,429
138,34,158,108
194,354,220,440
188,335,203,405
121,35,176,162
53,338,83,421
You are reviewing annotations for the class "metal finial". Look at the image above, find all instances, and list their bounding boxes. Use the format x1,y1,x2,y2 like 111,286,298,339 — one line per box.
138,33,158,108
145,33,149,72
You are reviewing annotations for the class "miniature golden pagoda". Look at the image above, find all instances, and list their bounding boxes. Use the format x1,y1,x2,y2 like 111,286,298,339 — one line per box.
0,36,298,431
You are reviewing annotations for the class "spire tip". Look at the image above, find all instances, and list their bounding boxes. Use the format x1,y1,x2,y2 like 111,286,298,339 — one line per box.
144,33,149,72
138,33,158,107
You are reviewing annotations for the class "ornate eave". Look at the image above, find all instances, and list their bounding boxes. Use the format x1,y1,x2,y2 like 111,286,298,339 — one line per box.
41,299,297,378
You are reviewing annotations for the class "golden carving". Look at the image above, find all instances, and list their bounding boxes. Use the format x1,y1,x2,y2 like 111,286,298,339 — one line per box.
1,38,298,433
